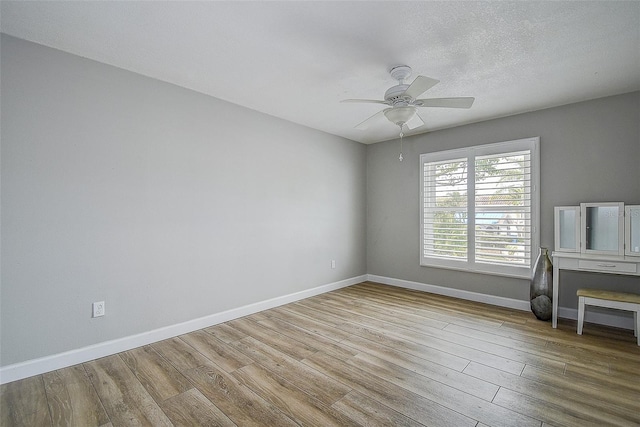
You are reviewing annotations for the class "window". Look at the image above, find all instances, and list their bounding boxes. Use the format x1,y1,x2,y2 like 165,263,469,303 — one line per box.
420,137,539,278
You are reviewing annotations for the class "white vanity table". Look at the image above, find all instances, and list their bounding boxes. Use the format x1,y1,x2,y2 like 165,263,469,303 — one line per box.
551,203,640,328
551,252,640,328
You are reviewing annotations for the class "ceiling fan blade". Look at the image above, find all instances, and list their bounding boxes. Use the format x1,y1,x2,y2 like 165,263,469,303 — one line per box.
341,99,388,104
406,113,424,130
354,109,387,130
403,75,439,99
415,97,475,108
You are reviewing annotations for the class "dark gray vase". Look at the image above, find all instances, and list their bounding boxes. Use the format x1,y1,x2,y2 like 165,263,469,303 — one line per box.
530,247,553,320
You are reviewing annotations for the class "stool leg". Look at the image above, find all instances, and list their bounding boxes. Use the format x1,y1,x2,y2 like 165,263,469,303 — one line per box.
577,297,585,335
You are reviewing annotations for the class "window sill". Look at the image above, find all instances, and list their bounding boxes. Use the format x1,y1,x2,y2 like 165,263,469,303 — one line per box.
420,260,531,280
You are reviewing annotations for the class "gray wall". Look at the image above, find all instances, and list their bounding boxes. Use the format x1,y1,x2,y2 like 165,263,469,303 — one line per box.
0,35,367,366
367,92,640,307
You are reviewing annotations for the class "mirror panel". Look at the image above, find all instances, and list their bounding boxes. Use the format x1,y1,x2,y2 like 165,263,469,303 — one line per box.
558,209,577,250
628,206,640,255
584,206,620,251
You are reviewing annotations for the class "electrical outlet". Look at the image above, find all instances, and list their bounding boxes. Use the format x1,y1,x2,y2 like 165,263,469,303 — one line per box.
92,301,105,318
331,260,336,269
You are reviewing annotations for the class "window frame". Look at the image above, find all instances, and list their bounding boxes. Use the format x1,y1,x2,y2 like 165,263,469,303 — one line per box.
420,137,540,279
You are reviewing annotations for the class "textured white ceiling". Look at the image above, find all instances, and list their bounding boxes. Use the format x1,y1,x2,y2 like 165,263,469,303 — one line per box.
1,1,639,144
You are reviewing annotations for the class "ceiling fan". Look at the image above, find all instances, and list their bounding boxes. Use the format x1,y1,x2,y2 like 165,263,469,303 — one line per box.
342,65,475,147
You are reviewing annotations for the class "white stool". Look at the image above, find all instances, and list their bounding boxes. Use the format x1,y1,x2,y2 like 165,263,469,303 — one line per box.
576,289,640,346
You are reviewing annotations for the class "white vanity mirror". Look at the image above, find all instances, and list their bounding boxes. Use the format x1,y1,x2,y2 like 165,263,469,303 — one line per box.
581,202,624,256
554,206,580,253
626,205,640,256
555,202,632,256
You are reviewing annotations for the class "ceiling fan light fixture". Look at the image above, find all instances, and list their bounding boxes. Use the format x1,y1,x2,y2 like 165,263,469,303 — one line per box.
384,106,417,163
384,106,416,126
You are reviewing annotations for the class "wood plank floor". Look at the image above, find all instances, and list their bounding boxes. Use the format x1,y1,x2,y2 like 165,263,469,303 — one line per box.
2,281,639,426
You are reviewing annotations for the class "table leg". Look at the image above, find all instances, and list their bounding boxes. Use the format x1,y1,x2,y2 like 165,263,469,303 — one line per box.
552,261,559,328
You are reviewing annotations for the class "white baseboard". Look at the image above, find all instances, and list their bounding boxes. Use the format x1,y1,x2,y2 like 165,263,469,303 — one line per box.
0,275,366,385
557,306,634,330
366,274,635,331
367,274,531,311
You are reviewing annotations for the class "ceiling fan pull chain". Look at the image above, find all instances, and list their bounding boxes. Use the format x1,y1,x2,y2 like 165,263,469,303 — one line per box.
399,124,404,162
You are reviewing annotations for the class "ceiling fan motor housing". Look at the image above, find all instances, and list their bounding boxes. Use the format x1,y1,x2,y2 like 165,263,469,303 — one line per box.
386,65,414,106
385,84,412,106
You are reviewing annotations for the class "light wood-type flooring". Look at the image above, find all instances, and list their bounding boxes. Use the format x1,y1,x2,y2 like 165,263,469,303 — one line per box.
2,282,640,426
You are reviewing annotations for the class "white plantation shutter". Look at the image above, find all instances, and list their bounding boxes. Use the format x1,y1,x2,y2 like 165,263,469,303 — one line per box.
422,158,468,261
421,138,539,278
474,151,531,267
